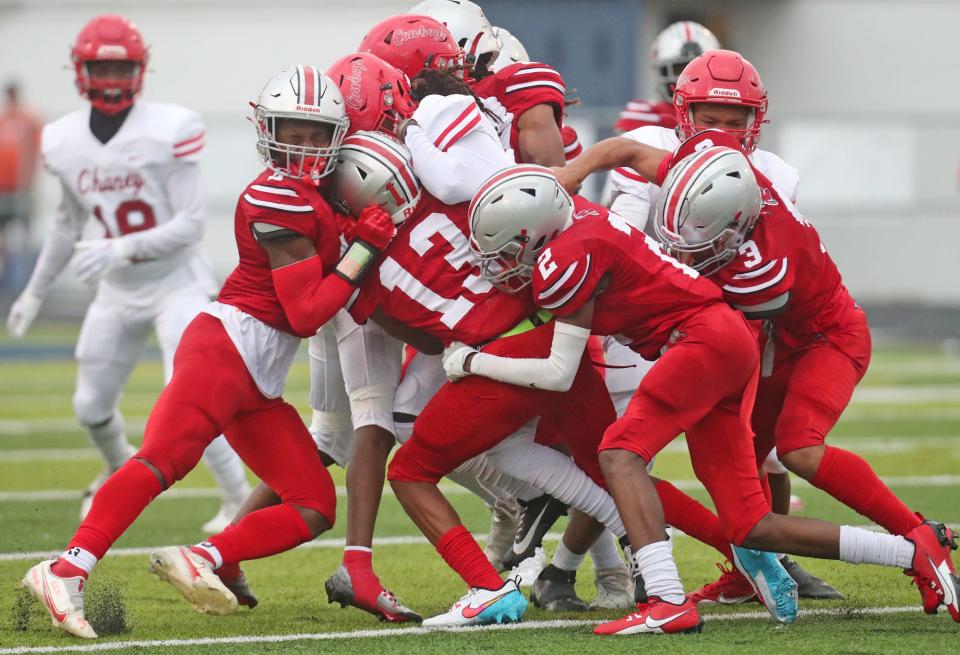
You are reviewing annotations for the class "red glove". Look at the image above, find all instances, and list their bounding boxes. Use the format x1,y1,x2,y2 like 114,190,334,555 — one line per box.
355,205,395,250
335,212,358,241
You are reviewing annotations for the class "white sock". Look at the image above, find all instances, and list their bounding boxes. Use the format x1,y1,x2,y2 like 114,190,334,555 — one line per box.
86,411,131,471
839,526,915,568
193,541,224,569
633,541,685,604
590,530,625,570
553,539,587,572
201,437,251,504
61,546,98,574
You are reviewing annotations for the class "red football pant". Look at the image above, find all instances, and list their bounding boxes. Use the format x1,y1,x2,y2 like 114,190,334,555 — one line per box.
69,313,335,562
388,321,613,488
753,310,919,535
600,304,770,545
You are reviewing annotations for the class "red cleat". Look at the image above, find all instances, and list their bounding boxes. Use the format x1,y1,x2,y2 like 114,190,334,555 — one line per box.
594,597,703,635
904,520,959,622
686,562,757,605
324,565,422,622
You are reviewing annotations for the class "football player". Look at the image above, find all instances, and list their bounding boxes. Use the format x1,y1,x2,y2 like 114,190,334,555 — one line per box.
470,154,958,632
4,15,249,531
332,132,634,627
20,64,397,639
612,21,719,135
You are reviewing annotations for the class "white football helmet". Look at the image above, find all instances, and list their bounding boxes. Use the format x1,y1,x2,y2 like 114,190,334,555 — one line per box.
331,131,421,225
469,164,573,292
491,26,529,72
253,65,349,181
653,146,762,276
408,0,500,71
650,21,721,101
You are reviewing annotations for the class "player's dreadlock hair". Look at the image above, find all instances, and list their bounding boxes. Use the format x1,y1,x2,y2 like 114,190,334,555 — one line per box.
410,69,500,126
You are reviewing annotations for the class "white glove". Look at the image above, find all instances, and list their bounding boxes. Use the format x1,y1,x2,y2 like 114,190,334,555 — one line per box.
72,238,134,285
442,341,478,382
6,289,44,338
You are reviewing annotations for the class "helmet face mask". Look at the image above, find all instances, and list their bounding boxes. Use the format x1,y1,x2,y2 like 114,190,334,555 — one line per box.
654,146,763,276
253,66,349,183
468,165,573,294
71,15,149,114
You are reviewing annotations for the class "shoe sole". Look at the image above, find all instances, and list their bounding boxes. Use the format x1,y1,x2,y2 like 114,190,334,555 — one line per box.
731,548,798,624
600,620,704,636
148,550,238,616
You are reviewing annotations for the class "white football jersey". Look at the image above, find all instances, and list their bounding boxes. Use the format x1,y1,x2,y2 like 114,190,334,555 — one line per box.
41,101,210,297
603,126,800,231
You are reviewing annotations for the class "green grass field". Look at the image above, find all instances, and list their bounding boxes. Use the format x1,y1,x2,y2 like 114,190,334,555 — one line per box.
0,323,958,653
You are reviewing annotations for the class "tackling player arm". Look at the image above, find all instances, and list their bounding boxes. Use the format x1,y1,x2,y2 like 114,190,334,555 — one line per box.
268,205,395,338
517,104,565,167
443,301,593,392
370,307,443,355
554,137,670,195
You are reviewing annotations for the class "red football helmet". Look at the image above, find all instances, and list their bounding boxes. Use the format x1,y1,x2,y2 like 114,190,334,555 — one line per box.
327,53,417,137
673,49,767,153
71,14,148,114
359,14,465,80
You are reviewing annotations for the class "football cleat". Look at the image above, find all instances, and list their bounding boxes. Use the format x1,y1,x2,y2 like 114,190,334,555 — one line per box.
148,546,238,615
594,596,703,635
501,494,569,570
325,565,422,622
218,566,258,609
484,499,521,572
530,564,587,611
781,556,844,600
422,578,527,627
590,564,635,610
506,546,547,589
21,561,97,639
904,520,959,622
686,561,757,605
731,545,798,624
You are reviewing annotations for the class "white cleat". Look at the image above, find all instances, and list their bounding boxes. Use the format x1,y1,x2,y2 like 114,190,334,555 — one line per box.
589,564,635,609
422,578,527,627
149,546,238,615
21,561,97,639
507,547,547,589
201,498,243,535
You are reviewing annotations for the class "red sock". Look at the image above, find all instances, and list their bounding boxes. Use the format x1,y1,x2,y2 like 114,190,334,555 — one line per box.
436,525,503,590
189,546,216,566
343,548,373,571
69,459,163,559
810,445,921,536
655,480,734,561
50,560,88,579
208,504,312,566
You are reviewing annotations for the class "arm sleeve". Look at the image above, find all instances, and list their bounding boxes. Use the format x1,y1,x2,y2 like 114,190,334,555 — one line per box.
609,188,653,231
118,162,205,260
271,255,357,338
468,321,589,392
24,180,84,298
404,123,511,205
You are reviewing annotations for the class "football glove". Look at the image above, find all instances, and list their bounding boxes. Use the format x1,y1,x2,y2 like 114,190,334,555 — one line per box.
73,238,135,285
6,289,44,338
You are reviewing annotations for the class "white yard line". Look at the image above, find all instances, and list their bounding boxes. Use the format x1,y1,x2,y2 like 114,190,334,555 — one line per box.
0,606,926,655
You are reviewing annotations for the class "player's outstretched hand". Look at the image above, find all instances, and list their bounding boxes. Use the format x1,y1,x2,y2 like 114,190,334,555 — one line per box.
551,166,583,195
73,238,134,285
442,341,478,382
355,205,396,250
6,289,43,338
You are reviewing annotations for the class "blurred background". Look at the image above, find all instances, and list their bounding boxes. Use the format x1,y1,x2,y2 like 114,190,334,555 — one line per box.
0,0,958,343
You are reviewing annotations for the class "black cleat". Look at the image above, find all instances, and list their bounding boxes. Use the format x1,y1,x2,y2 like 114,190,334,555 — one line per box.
531,564,588,611
501,495,569,570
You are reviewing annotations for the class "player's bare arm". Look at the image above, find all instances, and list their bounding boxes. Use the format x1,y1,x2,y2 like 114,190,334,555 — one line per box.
517,104,566,167
370,307,443,355
554,137,670,194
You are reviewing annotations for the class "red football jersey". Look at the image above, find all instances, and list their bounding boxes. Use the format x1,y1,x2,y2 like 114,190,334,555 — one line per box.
709,171,858,349
470,61,566,162
532,197,724,360
613,98,677,134
348,194,534,345
218,169,342,334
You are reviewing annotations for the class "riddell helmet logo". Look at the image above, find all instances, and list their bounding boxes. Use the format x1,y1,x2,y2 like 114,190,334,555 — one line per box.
344,59,367,110
296,105,324,113
392,25,448,45
709,87,741,98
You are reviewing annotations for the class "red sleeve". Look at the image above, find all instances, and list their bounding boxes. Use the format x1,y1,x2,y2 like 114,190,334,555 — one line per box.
347,276,383,325
531,239,601,317
271,255,356,338
499,62,566,121
717,256,795,308
241,182,320,235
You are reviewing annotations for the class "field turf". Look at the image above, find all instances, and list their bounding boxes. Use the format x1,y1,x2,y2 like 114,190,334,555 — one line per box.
0,323,958,653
